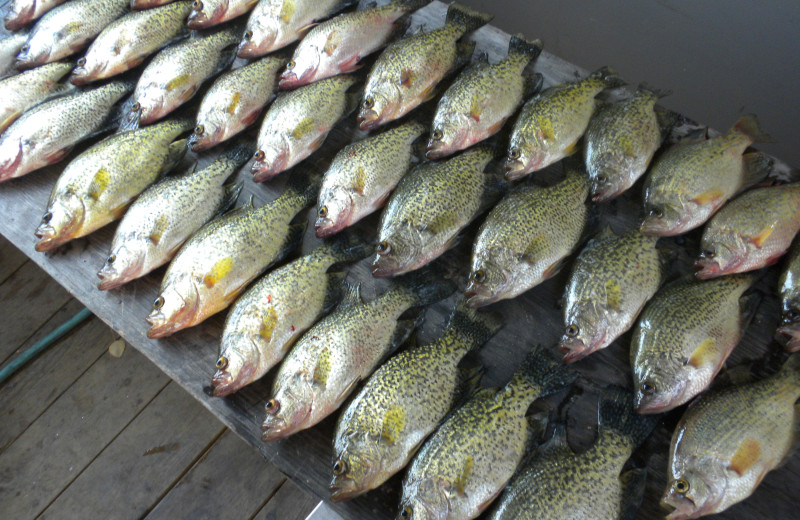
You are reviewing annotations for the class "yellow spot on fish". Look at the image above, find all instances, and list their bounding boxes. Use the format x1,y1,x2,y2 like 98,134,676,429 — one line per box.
88,168,111,201
380,405,406,445
688,338,717,368
149,214,169,245
352,167,366,195
538,117,555,141
751,224,775,248
400,68,414,87
618,134,635,157
469,93,486,122
62,21,83,35
605,279,622,312
291,117,315,139
226,92,241,115
563,138,580,155
427,210,458,234
259,307,279,342
729,438,762,476
313,346,331,387
453,455,473,496
203,257,234,288
692,189,724,206
323,29,341,56
279,0,295,23
166,73,192,92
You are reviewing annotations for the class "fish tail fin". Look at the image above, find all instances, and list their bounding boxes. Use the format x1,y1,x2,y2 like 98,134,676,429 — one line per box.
217,182,244,217
391,267,456,307
515,345,578,398
777,352,800,383
590,66,626,89
444,299,503,352
598,387,659,446
445,2,493,34
741,151,774,187
732,114,774,144
322,231,373,265
219,142,255,168
637,82,672,99
508,34,543,61
282,170,323,209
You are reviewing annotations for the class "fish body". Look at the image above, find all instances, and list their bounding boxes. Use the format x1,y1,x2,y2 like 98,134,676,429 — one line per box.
0,61,74,133
70,2,192,85
97,146,249,291
131,0,173,9
0,80,133,183
776,241,800,351
357,3,492,130
373,146,501,278
187,0,257,29
315,120,425,238
662,355,800,519
0,32,29,77
427,35,542,160
5,0,65,32
190,56,284,152
251,74,357,182
559,228,662,363
631,274,757,414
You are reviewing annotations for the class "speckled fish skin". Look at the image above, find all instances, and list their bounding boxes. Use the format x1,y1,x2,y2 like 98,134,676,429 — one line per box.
5,0,65,32
315,120,426,238
0,61,74,133
251,74,357,182
466,160,589,308
187,0,257,29
238,0,356,58
584,86,664,202
373,146,500,278
33,119,191,252
641,114,773,237
97,145,249,291
559,228,662,363
397,348,576,520
130,24,240,126
662,354,800,520
503,67,624,181
131,0,173,9
776,241,800,351
190,55,284,152
16,0,130,69
0,80,133,183
330,303,501,501
630,274,757,414
427,35,542,160
279,0,429,89
261,273,455,441
145,176,316,338
212,235,370,397
70,2,192,85
357,3,492,131
0,32,29,77
695,183,800,279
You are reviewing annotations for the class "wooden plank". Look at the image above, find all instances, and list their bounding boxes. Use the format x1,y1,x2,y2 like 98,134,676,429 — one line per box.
0,346,169,520
37,383,225,520
143,429,285,520
254,479,320,520
0,234,27,284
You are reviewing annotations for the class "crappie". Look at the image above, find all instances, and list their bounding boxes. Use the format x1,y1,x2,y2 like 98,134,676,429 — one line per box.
559,228,663,363
0,61,74,133
357,3,492,131
238,0,357,58
251,74,358,182
504,66,624,180
584,85,666,202
0,32,28,78
5,0,65,32
397,347,576,520
662,354,800,519
190,55,284,152
373,146,503,278
315,120,426,238
330,302,501,501
466,159,589,308
261,272,455,441
213,235,370,397
427,35,542,160
188,0,256,29
631,274,757,414
695,183,800,279
129,24,239,126
145,175,316,338
0,80,133,183
641,114,772,236
33,119,191,252
279,0,429,89
776,241,800,351
16,0,129,69
70,1,192,85
97,145,249,291
131,0,173,9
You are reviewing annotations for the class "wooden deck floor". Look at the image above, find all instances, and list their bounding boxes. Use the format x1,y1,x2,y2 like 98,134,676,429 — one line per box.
0,235,330,520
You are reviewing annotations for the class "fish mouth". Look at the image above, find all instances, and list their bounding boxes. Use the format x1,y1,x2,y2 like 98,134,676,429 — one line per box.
237,31,273,59
145,311,179,339
97,267,125,291
503,158,527,180
188,126,223,153
261,414,292,442
371,255,406,278
5,7,34,31
591,186,620,203
425,140,451,161
15,52,43,71
211,370,236,397
0,139,25,182
662,490,700,520
693,257,723,280
329,476,362,502
558,337,591,364
251,150,288,183
776,317,800,352
69,67,95,86
464,286,499,309
357,110,381,131
315,217,344,239
633,391,674,414
34,225,63,252
186,9,212,29
279,69,313,90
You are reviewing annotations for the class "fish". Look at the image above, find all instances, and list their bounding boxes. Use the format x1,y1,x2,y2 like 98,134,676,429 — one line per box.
315,119,426,238
630,274,758,414
396,347,576,520
357,3,492,131
145,173,317,338
16,0,130,69
776,241,800,352
427,35,542,160
238,0,358,58
373,145,504,278
0,61,74,133
70,1,192,85
190,55,284,152
503,66,625,180
5,0,65,32
187,0,257,29
641,114,773,236
695,182,800,279
131,0,173,9
97,145,250,291
559,228,663,363
278,0,430,89
260,270,455,441
212,234,371,397
466,158,589,308
0,80,133,183
662,354,800,519
129,24,240,126
584,85,668,202
0,32,29,78
251,74,358,182
33,119,191,252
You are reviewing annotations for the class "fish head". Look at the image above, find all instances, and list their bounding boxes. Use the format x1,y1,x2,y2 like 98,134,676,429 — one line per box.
70,54,107,86
97,241,147,291
279,49,320,89
251,141,290,182
371,225,423,278
426,115,471,160
237,20,278,59
211,335,260,397
503,134,546,180
558,302,610,363
587,152,629,202
132,82,174,126
397,479,450,520
776,304,800,352
640,198,686,236
329,438,380,502
187,0,224,29
5,4,35,31
694,234,743,280
662,469,724,520
34,192,85,252
633,364,690,414
357,83,400,131
15,36,51,70
146,277,200,338
315,186,354,238
0,135,29,181
261,375,314,441
465,254,511,308
189,120,225,152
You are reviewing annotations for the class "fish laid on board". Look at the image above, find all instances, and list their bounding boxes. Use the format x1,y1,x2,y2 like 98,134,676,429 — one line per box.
0,61,74,133
187,0,257,29
0,32,28,78
776,241,800,352
5,0,65,32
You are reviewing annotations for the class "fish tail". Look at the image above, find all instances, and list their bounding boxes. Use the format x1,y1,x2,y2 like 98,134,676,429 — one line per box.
444,299,503,353
777,353,800,383
562,154,592,199
508,34,543,61
389,0,431,10
589,66,626,89
731,114,774,144
219,142,255,167
637,82,672,99
445,2,493,34
514,345,578,398
598,387,659,446
282,170,323,209
164,118,197,137
319,232,373,265
389,267,456,308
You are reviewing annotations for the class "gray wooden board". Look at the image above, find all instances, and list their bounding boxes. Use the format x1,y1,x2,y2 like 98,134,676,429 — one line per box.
0,1,798,519
0,235,28,284
253,479,321,520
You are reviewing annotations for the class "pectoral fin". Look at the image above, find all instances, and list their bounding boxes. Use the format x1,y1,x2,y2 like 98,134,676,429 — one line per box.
521,232,549,263
691,188,724,206
352,166,367,195
687,338,717,369
453,455,474,496
259,307,279,342
728,438,762,476
605,279,622,312
750,224,775,248
87,167,111,201
148,214,169,246
312,346,331,387
203,256,234,288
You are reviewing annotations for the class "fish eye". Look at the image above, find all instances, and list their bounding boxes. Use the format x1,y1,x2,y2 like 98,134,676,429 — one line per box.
432,128,443,141
153,296,165,310
131,102,141,112
701,249,715,259
243,30,253,40
77,57,86,67
194,124,204,136
471,269,485,283
363,96,375,109
253,150,265,161
286,60,295,70
508,147,521,160
332,459,347,475
399,506,412,518
216,356,228,369
674,478,690,495
41,211,52,224
20,44,29,53
265,398,280,415
566,324,579,337
648,206,663,219
596,174,607,183
789,310,800,320
376,241,391,255
192,0,202,9
640,381,656,395
318,206,328,218
106,254,116,265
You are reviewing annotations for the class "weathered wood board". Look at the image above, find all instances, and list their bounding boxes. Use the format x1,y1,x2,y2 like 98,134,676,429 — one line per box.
0,1,798,519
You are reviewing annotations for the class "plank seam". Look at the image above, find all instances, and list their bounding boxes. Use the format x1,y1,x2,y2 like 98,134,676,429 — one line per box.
0,253,28,286
246,475,291,520
0,296,74,368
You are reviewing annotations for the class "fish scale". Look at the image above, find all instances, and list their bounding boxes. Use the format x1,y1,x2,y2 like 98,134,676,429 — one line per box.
0,61,74,133
0,32,28,77
5,0,65,32
776,242,800,351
